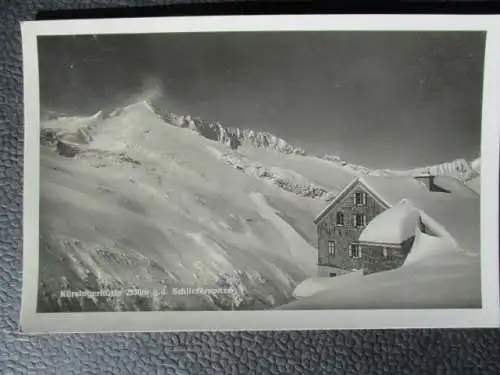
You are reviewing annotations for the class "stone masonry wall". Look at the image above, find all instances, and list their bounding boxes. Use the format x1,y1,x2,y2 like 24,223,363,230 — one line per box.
360,236,415,275
317,181,387,272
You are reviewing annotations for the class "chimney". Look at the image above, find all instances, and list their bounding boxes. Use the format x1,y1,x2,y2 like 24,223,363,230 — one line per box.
414,169,435,191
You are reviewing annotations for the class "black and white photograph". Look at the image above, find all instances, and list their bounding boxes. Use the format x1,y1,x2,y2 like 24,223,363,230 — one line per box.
20,15,500,332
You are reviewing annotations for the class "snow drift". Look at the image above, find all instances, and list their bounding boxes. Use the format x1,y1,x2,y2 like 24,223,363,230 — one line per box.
284,225,481,309
293,271,364,299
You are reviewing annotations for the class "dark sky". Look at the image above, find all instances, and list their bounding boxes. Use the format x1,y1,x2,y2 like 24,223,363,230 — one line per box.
38,31,485,168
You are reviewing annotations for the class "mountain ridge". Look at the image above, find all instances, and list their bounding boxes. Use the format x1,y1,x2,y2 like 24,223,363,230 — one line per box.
145,99,480,182
147,99,308,156
42,99,481,185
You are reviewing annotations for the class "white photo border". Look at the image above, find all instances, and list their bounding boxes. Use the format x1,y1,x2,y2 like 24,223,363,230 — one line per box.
20,14,500,333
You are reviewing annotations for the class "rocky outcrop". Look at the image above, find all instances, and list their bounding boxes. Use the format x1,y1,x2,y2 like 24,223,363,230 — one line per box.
148,99,306,155
56,140,80,158
40,128,58,146
42,127,92,158
216,151,335,201
229,128,306,155
322,154,341,162
59,128,92,145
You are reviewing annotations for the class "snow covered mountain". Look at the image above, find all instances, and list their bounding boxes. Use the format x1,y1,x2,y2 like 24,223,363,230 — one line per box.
38,98,481,312
38,100,356,313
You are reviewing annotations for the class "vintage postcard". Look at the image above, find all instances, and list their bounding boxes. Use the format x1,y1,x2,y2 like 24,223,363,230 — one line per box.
20,15,500,333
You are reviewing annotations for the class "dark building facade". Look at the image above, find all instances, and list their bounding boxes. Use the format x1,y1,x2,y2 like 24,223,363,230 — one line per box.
314,178,417,277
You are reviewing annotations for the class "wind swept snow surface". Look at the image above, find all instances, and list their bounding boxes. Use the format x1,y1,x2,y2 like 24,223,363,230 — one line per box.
250,193,316,273
38,101,330,312
293,271,364,299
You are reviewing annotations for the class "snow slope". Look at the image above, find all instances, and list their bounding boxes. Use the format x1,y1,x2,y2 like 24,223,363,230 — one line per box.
250,192,316,272
206,146,340,201
292,271,364,299
466,176,481,194
39,101,353,312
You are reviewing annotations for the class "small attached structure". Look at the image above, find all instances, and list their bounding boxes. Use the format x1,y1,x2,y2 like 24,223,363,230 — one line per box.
356,200,420,274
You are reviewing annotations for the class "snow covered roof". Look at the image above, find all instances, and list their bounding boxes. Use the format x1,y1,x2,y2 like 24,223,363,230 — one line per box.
359,175,480,255
358,201,420,244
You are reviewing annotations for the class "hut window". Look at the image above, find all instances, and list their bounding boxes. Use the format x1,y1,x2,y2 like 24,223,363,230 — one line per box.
328,241,336,256
354,214,366,228
350,244,361,258
354,192,367,205
336,212,345,226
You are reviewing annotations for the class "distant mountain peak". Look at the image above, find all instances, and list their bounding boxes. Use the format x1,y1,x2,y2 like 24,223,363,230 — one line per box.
366,157,480,182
